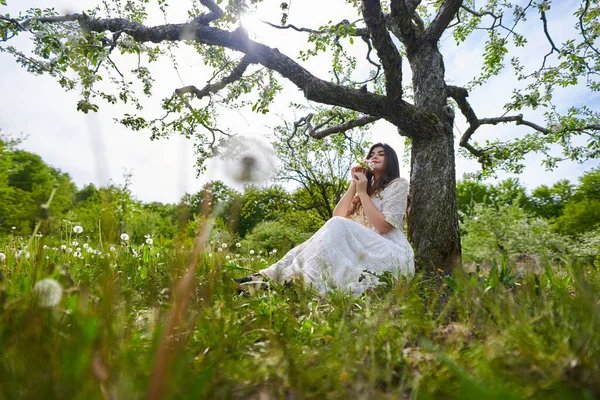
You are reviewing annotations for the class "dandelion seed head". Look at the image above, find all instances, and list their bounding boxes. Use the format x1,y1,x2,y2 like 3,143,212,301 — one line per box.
33,278,62,307
221,243,228,249
236,242,241,248
146,238,153,245
120,233,130,241
73,225,83,234
249,250,255,255
0,253,5,262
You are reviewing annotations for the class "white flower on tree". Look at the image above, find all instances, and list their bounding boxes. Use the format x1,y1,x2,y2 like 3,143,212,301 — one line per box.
33,278,63,307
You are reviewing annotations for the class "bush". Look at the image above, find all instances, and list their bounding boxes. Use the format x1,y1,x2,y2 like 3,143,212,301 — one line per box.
244,220,310,255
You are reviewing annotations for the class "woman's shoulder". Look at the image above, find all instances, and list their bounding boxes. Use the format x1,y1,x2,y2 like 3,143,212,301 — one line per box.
384,177,409,190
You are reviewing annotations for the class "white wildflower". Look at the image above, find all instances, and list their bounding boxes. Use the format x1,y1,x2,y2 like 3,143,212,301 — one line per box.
33,278,62,307
110,246,116,252
236,242,241,248
146,238,153,245
60,244,67,250
83,243,89,249
16,250,30,259
271,249,277,255
0,253,5,262
221,243,228,249
120,233,130,241
73,225,83,234
249,250,255,255
43,245,48,250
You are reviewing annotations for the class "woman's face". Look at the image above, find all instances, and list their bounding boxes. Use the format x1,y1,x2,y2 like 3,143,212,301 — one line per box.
367,146,386,171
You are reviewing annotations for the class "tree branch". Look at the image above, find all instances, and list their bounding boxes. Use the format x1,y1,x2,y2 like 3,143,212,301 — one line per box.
361,0,404,100
174,55,254,99
424,0,462,42
388,0,416,46
192,0,224,25
297,113,380,139
36,13,438,138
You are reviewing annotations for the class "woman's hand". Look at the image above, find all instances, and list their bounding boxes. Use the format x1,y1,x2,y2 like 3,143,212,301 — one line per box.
353,171,368,194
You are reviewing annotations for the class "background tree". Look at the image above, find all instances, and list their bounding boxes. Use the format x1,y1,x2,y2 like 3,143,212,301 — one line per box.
3,0,599,271
272,108,371,223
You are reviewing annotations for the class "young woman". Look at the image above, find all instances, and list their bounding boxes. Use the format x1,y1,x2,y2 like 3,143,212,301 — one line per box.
236,143,415,295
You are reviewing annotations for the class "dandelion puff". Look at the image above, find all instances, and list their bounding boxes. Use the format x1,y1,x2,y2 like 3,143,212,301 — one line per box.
72,241,78,247
225,255,230,260
83,243,89,249
221,243,228,249
16,250,30,259
236,242,241,248
271,249,277,255
74,251,82,258
217,248,223,253
43,245,48,250
120,233,130,241
33,278,62,307
110,246,116,252
73,225,83,234
66,248,73,253
146,238,153,245
0,253,5,262
249,250,255,255
60,245,67,250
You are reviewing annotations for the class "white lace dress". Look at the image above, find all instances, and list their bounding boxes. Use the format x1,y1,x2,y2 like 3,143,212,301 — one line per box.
259,178,415,295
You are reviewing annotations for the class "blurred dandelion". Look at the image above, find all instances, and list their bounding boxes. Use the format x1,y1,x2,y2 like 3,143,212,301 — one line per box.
121,233,130,241
249,250,255,255
16,250,30,259
236,242,241,248
32,278,62,307
221,243,228,249
146,238,153,245
73,225,83,234
215,136,278,186
0,253,5,262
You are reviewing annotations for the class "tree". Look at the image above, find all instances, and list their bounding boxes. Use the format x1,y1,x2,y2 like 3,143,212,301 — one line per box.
3,0,599,271
272,111,370,223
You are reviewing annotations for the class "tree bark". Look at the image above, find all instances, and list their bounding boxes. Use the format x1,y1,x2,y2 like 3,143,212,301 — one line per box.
406,42,462,272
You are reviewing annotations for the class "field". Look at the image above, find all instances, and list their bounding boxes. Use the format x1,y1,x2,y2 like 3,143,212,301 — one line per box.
1,227,599,399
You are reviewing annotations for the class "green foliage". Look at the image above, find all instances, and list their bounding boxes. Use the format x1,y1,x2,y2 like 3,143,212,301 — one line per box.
461,202,568,264
2,233,600,398
244,220,309,255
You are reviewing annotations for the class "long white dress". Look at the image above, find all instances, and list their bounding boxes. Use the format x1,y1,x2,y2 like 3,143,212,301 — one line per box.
259,178,415,295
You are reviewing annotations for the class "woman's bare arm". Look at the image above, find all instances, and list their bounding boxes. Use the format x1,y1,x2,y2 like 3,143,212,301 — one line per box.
333,181,356,218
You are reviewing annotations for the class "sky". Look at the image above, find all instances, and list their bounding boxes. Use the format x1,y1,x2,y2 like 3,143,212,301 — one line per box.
0,0,598,203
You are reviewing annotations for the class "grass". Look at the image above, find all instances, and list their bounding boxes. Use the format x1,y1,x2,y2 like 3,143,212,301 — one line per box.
1,231,599,399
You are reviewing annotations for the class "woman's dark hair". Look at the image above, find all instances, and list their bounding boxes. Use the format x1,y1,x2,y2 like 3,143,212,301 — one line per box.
365,142,400,197
348,143,400,217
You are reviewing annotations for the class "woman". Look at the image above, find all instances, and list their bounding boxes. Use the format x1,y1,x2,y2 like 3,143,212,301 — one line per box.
236,143,415,295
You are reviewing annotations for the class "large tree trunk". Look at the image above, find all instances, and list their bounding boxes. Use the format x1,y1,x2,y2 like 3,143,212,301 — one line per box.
406,43,462,272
